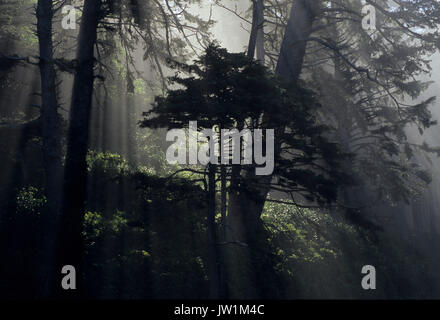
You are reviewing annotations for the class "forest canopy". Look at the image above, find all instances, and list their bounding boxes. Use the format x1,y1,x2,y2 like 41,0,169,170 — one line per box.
1,0,440,300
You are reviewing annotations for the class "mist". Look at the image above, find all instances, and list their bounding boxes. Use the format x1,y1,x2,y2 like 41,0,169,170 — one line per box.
1,0,440,301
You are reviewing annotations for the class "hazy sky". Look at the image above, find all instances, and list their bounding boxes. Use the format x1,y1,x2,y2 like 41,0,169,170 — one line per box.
197,0,250,52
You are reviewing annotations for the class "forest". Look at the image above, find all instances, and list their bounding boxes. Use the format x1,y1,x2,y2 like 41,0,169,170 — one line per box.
1,0,440,300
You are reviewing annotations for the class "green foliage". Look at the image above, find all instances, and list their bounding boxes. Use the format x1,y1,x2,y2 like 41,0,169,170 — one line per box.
87,150,131,177
81,152,440,299
3,0,440,300
0,0,37,51
135,128,178,175
15,186,46,215
83,150,208,298
262,201,439,298
99,0,214,89
2,149,439,298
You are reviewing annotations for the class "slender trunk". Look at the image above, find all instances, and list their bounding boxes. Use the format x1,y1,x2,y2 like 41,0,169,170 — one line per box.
248,0,258,60
36,0,63,298
220,166,227,241
54,0,101,298
226,0,262,238
207,163,220,298
225,0,319,298
220,165,228,241
231,0,318,232
247,0,265,62
256,0,265,62
218,164,228,298
231,0,319,227
224,1,268,294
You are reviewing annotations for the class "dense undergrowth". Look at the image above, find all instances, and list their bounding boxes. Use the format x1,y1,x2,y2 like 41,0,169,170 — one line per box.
1,151,437,299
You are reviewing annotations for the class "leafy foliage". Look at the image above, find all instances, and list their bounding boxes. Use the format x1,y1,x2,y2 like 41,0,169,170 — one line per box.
263,201,439,298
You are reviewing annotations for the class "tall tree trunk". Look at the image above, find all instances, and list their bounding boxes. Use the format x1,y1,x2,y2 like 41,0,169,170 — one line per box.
227,0,265,229
223,1,268,297
231,0,320,230
275,0,318,81
36,0,63,298
218,164,228,298
54,0,101,298
226,0,320,298
207,163,220,298
247,0,265,62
